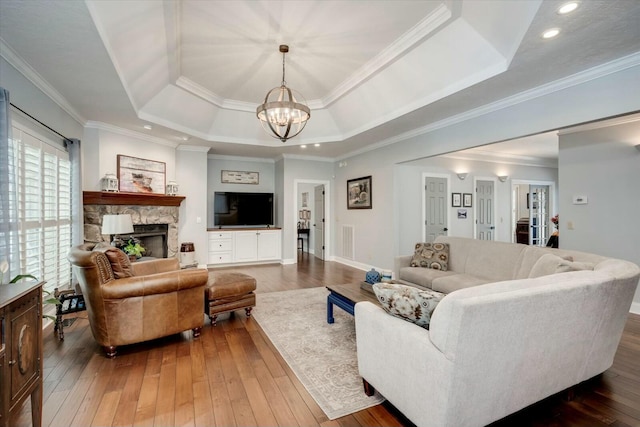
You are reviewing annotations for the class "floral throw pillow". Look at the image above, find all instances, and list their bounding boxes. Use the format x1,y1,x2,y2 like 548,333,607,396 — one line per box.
373,283,444,329
410,242,449,271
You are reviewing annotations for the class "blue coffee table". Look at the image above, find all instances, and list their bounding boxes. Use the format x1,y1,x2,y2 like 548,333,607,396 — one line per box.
326,282,378,324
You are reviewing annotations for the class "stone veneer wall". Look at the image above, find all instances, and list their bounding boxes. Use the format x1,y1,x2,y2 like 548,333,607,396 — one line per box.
83,205,180,258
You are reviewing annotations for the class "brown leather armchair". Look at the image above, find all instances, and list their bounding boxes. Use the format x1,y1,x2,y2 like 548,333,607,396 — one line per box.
68,243,208,357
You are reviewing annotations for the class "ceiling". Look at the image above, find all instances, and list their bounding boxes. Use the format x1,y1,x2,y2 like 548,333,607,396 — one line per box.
1,0,639,161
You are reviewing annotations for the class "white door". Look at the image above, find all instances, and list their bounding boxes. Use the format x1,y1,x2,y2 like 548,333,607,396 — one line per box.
475,180,495,240
529,185,549,246
313,185,325,260
424,177,447,242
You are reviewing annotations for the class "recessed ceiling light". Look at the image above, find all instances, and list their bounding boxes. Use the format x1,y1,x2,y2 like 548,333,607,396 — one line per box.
314,143,320,147
143,124,152,130
181,136,190,141
542,28,560,39
300,145,307,149
558,2,579,14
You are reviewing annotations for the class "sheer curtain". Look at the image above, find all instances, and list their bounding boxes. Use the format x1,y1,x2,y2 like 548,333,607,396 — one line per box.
0,87,20,280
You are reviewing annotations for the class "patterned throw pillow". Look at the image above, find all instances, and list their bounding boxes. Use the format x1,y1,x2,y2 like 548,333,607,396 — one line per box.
410,242,449,271
372,283,444,329
93,242,134,279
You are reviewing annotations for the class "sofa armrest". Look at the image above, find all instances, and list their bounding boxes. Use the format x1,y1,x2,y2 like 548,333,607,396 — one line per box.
355,301,452,425
101,268,208,299
394,255,413,280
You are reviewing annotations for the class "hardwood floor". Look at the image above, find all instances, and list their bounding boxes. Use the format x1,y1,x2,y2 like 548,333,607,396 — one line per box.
14,253,640,427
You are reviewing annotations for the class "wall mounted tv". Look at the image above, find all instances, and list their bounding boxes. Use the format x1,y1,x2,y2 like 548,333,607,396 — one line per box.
214,192,274,227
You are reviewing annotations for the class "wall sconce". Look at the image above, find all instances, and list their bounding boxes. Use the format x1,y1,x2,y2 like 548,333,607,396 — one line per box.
456,173,468,180
498,175,509,182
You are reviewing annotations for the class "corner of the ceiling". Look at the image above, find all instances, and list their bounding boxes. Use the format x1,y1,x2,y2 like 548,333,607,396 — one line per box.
0,37,86,125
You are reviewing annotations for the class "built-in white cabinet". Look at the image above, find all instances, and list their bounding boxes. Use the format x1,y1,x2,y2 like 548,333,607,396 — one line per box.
207,229,281,265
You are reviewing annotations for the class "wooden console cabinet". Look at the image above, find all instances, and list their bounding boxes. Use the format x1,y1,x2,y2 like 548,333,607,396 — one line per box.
0,281,43,427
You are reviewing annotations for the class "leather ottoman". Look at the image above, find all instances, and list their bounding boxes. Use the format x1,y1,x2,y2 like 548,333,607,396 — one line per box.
205,272,256,326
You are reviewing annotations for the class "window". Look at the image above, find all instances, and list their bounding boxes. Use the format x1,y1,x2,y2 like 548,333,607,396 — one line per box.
11,124,71,298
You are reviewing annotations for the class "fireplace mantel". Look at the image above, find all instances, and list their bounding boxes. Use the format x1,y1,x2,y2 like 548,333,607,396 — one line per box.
83,191,185,207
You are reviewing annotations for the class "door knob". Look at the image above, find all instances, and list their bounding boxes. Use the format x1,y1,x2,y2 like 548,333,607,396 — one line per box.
443,227,448,231
490,226,495,230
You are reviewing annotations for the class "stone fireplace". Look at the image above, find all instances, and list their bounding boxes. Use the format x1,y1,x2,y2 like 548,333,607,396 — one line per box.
83,192,185,258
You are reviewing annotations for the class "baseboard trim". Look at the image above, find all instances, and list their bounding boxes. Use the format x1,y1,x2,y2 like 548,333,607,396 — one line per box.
630,301,640,315
333,257,388,275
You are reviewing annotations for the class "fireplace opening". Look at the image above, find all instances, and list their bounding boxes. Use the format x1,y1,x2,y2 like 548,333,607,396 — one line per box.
124,224,169,258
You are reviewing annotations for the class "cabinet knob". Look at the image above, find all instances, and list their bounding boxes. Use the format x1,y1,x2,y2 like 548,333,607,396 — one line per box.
8,360,16,366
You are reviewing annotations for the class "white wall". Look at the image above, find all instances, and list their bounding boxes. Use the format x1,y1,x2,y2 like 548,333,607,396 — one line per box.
176,146,209,265
558,120,640,311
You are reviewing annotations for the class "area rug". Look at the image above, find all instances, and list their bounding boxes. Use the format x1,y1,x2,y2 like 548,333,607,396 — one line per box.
252,287,385,420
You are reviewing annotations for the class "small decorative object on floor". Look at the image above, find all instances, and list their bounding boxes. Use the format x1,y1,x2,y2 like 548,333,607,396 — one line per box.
365,268,381,284
381,270,392,282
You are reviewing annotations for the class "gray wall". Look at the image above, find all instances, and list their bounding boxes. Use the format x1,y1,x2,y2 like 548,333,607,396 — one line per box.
559,121,640,311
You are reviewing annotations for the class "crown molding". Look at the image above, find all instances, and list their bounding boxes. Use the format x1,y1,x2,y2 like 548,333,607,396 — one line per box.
207,154,275,163
279,153,335,162
321,4,452,108
337,51,640,161
176,144,210,152
0,37,86,125
558,111,640,135
169,4,451,113
441,151,558,168
85,121,178,148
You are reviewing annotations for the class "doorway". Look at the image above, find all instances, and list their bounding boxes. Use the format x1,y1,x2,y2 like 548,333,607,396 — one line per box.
294,179,330,263
511,180,556,247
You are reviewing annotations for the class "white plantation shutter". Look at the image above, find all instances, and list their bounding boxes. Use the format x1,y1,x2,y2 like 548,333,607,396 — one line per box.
12,124,71,295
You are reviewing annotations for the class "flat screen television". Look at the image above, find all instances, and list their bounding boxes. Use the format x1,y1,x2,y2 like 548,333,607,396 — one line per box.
214,192,274,226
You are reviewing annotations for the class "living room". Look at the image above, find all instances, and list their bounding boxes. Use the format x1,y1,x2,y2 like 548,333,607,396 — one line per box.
1,1,640,426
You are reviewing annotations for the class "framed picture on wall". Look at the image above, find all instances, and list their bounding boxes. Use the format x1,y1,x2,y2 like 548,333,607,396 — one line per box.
117,155,166,194
452,193,461,207
347,176,372,209
463,193,473,207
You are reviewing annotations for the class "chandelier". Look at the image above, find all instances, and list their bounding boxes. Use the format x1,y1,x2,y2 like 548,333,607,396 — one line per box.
256,45,310,142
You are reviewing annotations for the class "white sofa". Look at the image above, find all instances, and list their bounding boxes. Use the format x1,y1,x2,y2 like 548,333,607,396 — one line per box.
355,236,640,427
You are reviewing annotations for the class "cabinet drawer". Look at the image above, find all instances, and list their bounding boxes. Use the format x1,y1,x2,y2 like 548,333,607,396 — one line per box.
209,232,232,241
209,239,233,252
208,252,233,264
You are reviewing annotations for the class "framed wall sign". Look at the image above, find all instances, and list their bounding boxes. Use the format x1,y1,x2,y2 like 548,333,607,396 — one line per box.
463,193,473,207
221,170,259,184
347,176,372,209
117,155,166,194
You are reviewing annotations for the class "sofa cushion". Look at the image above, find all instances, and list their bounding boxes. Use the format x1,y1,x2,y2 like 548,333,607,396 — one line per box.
372,282,444,329
528,253,595,278
93,242,134,279
410,242,450,270
431,274,491,294
399,267,455,289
